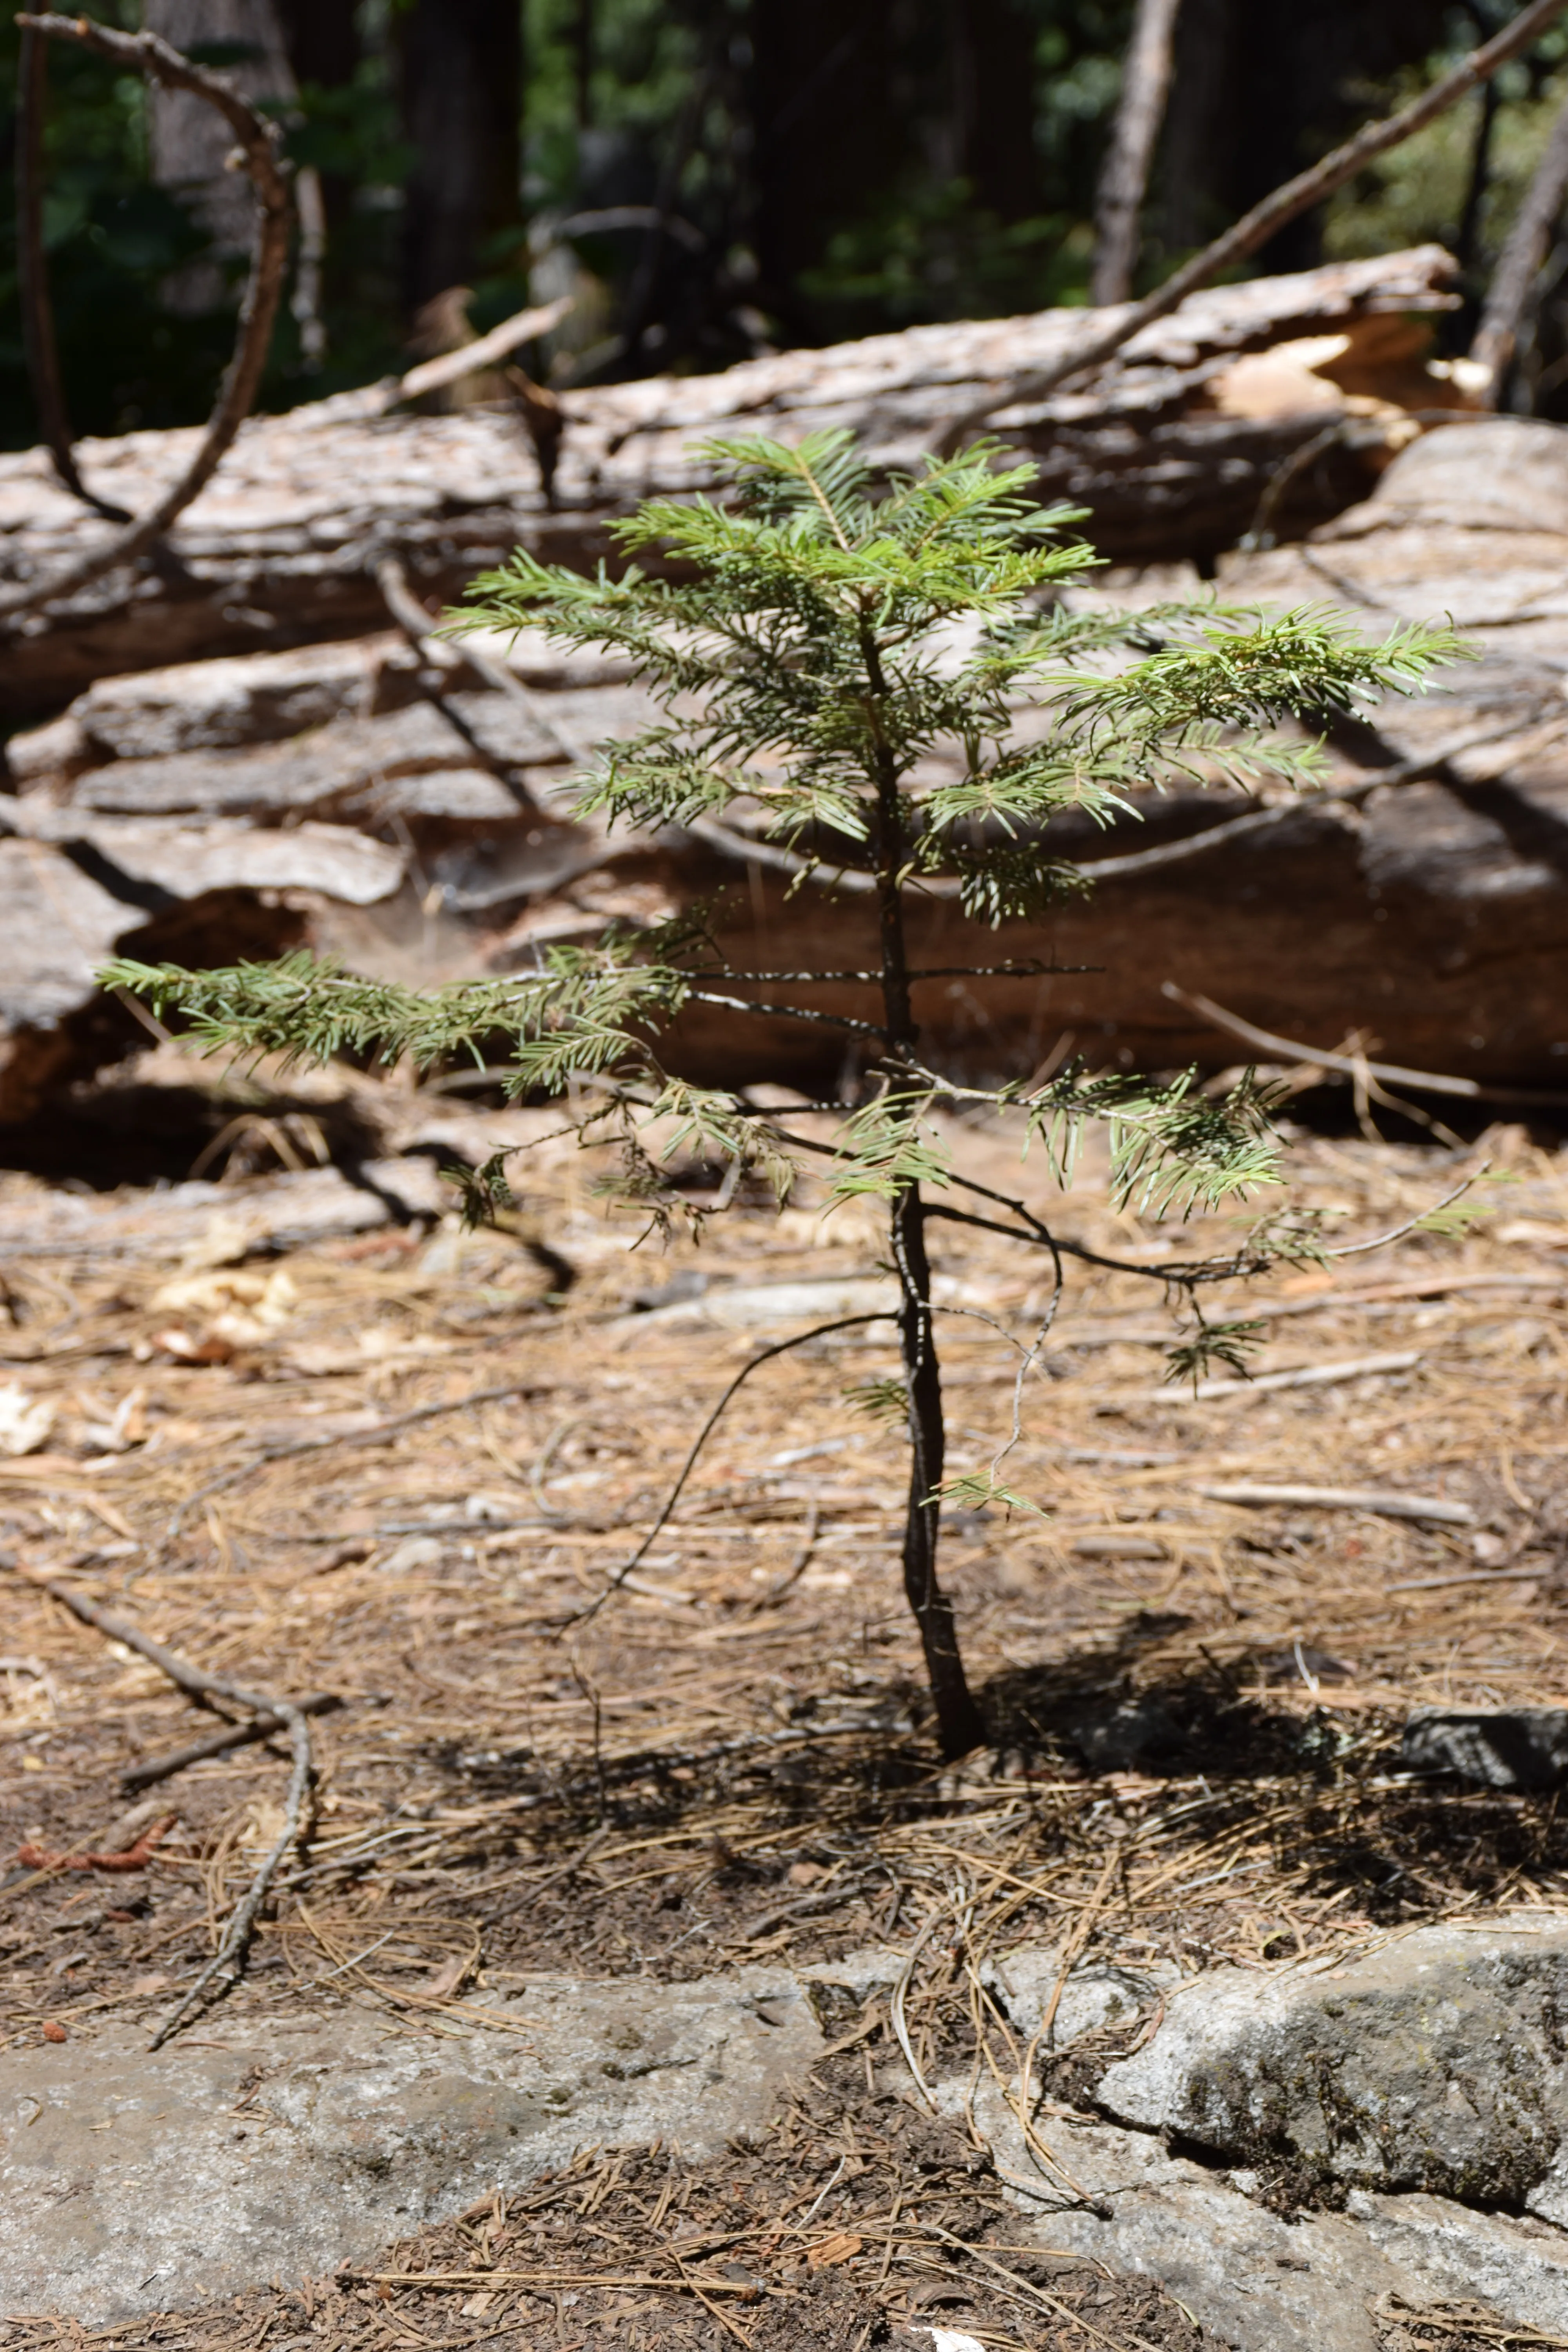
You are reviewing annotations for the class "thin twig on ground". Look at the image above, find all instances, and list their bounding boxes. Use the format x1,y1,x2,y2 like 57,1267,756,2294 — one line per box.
0,1562,318,2047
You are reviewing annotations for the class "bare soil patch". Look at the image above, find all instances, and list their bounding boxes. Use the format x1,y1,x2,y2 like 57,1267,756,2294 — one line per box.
2,1097,1566,2345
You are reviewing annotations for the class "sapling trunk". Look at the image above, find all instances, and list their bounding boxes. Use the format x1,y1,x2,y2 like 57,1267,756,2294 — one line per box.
892,1181,985,1759
870,665,986,1759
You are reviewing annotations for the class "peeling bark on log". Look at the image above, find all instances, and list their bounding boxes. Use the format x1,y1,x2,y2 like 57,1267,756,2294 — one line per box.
10,407,1568,1131
0,249,1463,717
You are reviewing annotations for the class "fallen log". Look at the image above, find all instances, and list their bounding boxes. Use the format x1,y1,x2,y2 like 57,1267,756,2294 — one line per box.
0,248,1467,717
8,414,1568,1128
0,815,403,1121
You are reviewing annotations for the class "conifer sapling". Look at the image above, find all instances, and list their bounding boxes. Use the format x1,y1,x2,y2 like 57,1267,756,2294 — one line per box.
107,432,1461,1760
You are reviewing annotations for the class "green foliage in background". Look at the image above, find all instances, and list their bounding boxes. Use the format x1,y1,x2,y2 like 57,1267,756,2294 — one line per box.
1325,40,1568,266
0,2,412,444
9,0,1568,449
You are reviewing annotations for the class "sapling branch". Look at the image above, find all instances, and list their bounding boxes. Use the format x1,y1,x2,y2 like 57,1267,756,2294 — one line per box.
565,1314,891,1626
686,989,889,1039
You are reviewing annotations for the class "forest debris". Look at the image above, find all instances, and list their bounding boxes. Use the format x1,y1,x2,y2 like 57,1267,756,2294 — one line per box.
0,1158,450,1264
0,823,404,1125
330,294,575,419
0,1380,56,1455
148,1267,298,1355
0,248,1462,711
16,1813,174,1872
2,1120,1567,2064
59,697,567,820
1165,983,1568,1113
17,409,1568,1129
50,633,411,760
1199,1483,1477,1526
1,1561,321,2045
122,1691,341,1791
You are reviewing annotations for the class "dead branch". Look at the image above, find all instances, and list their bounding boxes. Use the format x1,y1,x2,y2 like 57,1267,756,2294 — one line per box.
397,295,573,406
123,1689,342,1793
17,1814,176,1871
16,27,131,522
1090,0,1183,308
946,0,1568,446
1,1560,319,2046
374,553,577,759
1470,80,1568,406
3,14,292,625
506,364,568,503
569,1314,893,1628
1198,1482,1477,1524
1161,980,1568,1109
323,296,574,422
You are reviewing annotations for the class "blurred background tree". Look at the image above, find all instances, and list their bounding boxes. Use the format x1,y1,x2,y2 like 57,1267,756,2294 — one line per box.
3,0,1568,448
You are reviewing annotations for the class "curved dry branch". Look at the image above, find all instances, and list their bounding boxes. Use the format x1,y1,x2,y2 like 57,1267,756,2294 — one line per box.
3,15,292,626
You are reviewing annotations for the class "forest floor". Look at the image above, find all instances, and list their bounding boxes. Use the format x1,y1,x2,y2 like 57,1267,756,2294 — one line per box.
3,1082,1568,2352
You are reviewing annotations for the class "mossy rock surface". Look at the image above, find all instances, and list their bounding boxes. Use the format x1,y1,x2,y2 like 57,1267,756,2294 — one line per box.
1097,1919,1568,2209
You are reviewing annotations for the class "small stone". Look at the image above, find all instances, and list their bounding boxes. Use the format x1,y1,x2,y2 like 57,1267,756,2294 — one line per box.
1400,1707,1568,1790
374,1535,443,1576
1071,1699,1184,1773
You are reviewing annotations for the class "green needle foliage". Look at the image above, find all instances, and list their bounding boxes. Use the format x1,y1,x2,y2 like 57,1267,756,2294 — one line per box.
105,430,1461,1760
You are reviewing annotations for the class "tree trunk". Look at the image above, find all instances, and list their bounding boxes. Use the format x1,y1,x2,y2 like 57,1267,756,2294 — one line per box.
946,0,1040,227
750,0,1042,339
273,0,358,89
748,0,904,338
398,0,523,320
1470,85,1568,411
1091,0,1183,307
143,0,297,313
867,645,986,1762
1157,0,1442,274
